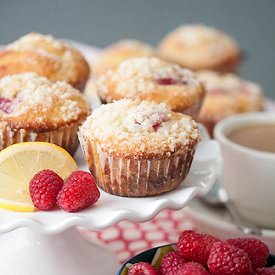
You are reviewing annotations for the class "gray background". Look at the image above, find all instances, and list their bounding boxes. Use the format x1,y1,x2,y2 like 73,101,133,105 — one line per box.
0,0,274,98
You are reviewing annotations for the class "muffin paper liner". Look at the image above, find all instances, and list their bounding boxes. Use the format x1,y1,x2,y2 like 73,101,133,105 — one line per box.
0,123,80,155
78,133,196,197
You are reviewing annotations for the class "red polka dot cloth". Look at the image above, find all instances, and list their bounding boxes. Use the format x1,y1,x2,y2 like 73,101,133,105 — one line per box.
82,209,195,263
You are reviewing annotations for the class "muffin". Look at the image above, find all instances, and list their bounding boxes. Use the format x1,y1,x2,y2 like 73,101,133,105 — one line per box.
79,99,201,197
0,33,90,91
158,24,242,73
93,39,155,76
88,57,205,119
198,71,264,135
0,73,89,154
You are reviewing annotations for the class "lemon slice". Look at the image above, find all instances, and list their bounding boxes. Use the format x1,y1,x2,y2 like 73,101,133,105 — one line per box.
0,142,78,212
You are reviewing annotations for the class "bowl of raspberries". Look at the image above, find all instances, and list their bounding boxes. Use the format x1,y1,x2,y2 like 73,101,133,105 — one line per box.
118,230,275,275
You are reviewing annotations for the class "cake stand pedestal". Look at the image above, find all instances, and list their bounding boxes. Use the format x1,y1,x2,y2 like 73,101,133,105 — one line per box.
0,139,221,275
0,227,118,275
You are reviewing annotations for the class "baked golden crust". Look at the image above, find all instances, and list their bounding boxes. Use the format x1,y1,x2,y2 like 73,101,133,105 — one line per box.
93,39,155,76
80,99,200,158
0,33,90,91
197,71,264,135
92,57,205,117
0,73,90,131
158,24,241,72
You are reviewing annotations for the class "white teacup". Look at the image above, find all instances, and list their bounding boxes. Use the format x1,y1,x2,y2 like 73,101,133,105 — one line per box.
214,112,275,229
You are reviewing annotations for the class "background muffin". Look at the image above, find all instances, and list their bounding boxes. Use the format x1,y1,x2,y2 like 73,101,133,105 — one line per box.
158,24,242,73
93,39,155,76
89,57,205,119
0,33,90,91
79,99,201,197
0,73,89,154
198,71,264,135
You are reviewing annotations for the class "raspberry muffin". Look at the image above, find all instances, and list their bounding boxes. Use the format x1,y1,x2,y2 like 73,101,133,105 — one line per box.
158,24,242,73
198,71,263,135
0,33,90,91
93,39,155,76
0,73,89,154
79,99,201,197
89,57,205,119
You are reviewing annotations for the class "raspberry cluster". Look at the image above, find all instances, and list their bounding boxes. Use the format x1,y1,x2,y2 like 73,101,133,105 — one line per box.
29,169,100,212
127,230,273,275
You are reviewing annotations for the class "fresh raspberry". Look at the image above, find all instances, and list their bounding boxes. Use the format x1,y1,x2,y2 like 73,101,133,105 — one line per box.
176,262,210,275
0,97,14,113
160,252,186,275
128,262,159,275
57,171,100,212
255,267,275,275
207,241,253,275
176,230,219,265
29,169,63,210
226,238,269,270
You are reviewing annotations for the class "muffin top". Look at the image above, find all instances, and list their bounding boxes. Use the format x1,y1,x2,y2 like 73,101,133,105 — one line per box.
80,99,200,157
95,57,205,112
0,33,90,90
93,39,155,75
198,71,263,119
158,24,241,71
0,73,89,130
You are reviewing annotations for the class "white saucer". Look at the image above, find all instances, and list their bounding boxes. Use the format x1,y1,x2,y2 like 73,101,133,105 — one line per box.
184,199,275,253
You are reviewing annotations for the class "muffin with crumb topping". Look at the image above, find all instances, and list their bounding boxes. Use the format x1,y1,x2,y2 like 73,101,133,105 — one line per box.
93,39,155,76
87,57,205,119
0,73,89,154
198,71,264,135
158,24,242,73
79,99,201,197
0,33,90,91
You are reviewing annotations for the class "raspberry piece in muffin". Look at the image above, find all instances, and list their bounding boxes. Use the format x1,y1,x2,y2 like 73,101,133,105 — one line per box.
79,99,200,197
88,57,205,119
0,98,14,113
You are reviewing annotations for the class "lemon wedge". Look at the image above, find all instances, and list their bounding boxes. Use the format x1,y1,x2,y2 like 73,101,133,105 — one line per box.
0,142,78,212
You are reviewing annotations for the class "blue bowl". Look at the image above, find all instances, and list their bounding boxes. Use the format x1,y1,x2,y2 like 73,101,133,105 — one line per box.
117,244,275,274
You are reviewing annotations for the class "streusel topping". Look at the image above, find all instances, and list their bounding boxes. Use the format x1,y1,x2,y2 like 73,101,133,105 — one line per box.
198,71,263,119
0,73,89,129
8,32,71,60
80,99,200,156
3,33,90,89
105,39,154,53
98,57,202,98
198,71,261,95
158,24,240,71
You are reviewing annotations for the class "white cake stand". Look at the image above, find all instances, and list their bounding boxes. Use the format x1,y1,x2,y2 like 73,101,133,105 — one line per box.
0,138,221,275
